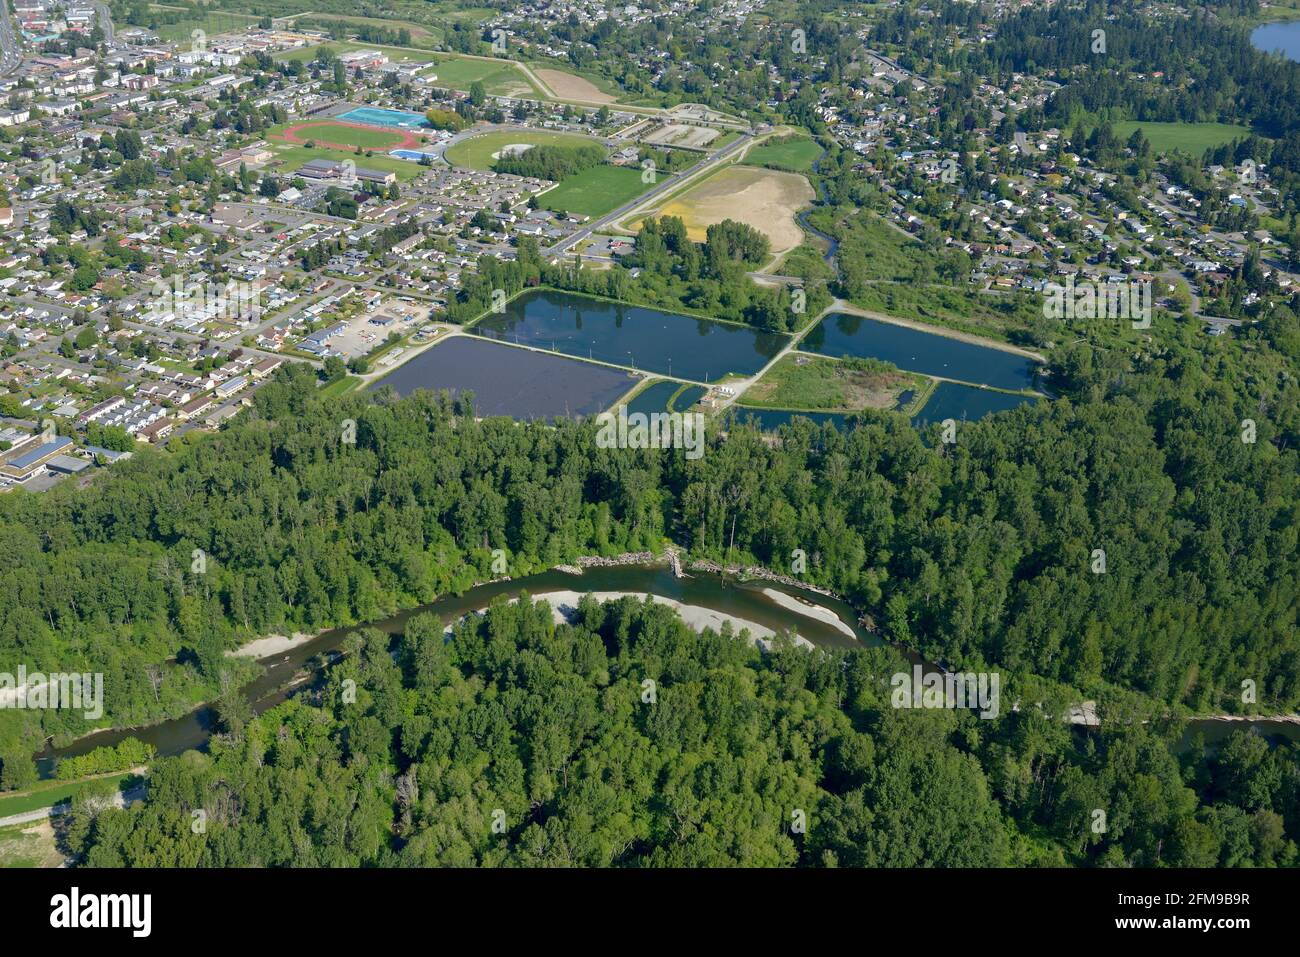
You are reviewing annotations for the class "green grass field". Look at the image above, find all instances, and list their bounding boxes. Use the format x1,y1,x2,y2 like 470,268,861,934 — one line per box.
153,10,261,43
1244,0,1300,24
271,121,411,150
424,54,543,98
265,141,425,182
319,374,363,398
712,131,742,151
0,773,133,819
743,354,921,412
282,13,440,43
541,165,654,218
422,3,497,22
744,135,823,172
1112,121,1250,155
274,41,546,99
445,130,604,171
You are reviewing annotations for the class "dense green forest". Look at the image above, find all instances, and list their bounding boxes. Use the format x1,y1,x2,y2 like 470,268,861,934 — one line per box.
1,304,1297,790
9,0,1300,870
493,144,606,181
65,598,1300,867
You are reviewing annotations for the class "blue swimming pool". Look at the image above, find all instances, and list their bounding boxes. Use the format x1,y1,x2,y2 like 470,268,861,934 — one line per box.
390,148,439,161
337,107,430,129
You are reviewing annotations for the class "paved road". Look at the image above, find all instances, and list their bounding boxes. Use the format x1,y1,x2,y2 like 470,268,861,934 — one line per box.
0,783,145,829
545,130,754,258
0,0,22,75
93,2,115,44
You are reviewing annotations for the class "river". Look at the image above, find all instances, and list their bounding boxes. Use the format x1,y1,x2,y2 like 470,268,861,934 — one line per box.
37,562,1297,773
36,566,881,773
796,141,840,275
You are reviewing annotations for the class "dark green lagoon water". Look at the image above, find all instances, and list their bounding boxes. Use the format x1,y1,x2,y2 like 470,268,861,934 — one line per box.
911,382,1038,425
804,312,1041,391
369,335,636,419
471,290,789,382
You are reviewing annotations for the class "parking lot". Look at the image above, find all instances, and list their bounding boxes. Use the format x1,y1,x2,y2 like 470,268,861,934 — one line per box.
315,297,431,360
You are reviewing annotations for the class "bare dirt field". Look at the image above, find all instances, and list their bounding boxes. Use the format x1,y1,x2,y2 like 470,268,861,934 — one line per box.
642,123,720,149
0,820,64,868
649,165,815,255
535,68,617,103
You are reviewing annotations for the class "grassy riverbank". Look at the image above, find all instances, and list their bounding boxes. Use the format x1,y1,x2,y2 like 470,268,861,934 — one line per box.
0,771,135,819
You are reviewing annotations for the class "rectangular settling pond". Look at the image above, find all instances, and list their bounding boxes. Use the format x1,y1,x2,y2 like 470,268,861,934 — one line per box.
803,312,1040,392
911,381,1038,426
470,290,789,383
731,383,1037,433
368,336,637,420
625,381,708,415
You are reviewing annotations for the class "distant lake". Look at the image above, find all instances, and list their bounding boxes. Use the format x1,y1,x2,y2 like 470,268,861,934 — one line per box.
802,312,1041,392
471,290,789,382
1251,21,1300,61
368,335,636,419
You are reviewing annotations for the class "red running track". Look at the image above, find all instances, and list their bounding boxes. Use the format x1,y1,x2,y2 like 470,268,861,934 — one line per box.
269,119,423,152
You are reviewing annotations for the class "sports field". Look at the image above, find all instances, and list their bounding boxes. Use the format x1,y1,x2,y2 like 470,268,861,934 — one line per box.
638,165,816,256
266,142,426,182
338,106,430,129
1112,121,1250,154
542,165,654,218
445,130,604,171
268,120,422,152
